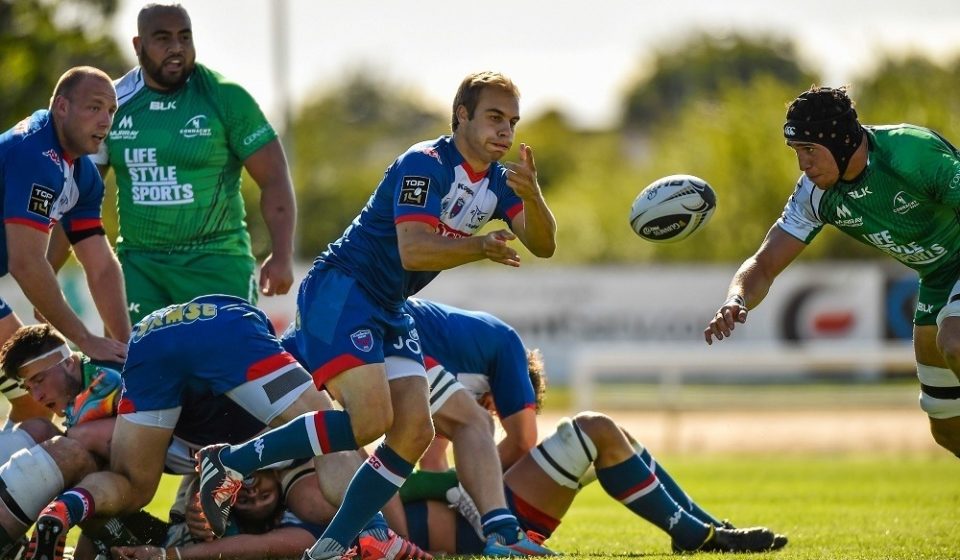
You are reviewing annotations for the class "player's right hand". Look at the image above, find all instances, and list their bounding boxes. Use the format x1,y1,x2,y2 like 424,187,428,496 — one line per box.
481,229,520,267
78,335,128,362
704,295,748,345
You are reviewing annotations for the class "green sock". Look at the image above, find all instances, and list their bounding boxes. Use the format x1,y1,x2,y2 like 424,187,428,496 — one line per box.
398,469,459,502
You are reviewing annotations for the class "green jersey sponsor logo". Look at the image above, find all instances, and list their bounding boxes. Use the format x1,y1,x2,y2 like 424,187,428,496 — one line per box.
110,115,139,140
861,230,946,265
125,147,194,206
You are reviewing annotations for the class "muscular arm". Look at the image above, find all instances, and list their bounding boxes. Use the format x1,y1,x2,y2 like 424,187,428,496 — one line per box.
497,408,537,470
46,224,72,273
397,222,520,271
244,138,296,296
72,234,131,343
7,224,101,350
704,225,807,344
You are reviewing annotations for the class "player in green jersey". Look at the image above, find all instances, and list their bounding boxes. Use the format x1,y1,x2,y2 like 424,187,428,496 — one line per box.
91,3,296,324
703,86,960,457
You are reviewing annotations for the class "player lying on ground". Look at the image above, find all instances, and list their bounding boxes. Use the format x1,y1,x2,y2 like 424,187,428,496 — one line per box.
117,410,788,557
19,296,426,560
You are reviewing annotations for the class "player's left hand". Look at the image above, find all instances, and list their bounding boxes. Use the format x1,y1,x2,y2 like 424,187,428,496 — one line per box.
259,252,294,296
503,143,542,201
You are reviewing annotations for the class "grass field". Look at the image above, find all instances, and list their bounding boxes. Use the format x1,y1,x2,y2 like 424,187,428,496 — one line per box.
126,451,959,560
48,381,960,558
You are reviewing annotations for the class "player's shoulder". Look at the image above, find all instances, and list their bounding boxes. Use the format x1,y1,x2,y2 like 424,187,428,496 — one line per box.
0,110,53,157
868,124,958,173
192,63,256,99
114,67,148,107
396,136,453,169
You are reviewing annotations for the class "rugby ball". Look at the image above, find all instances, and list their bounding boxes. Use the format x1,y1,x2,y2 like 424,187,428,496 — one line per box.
629,174,717,243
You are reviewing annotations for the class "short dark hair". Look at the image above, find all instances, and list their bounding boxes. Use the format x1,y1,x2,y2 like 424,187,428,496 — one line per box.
49,66,113,108
0,324,68,379
526,348,546,414
137,3,190,36
450,71,520,132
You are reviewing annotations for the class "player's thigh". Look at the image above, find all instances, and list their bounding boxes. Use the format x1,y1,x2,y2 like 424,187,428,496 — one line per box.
503,453,578,523
270,385,338,425
171,253,258,305
120,251,176,324
109,417,173,496
325,362,392,438
432,389,490,439
914,325,946,366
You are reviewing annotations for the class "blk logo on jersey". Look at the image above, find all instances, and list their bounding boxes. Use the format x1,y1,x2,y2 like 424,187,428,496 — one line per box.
350,329,374,352
28,184,55,217
399,176,430,207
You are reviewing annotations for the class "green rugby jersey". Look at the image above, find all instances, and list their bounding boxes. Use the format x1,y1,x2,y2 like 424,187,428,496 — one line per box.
94,64,276,255
777,125,960,278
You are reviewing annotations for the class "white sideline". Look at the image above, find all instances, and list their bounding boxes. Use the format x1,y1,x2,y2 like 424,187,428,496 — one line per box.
569,341,916,410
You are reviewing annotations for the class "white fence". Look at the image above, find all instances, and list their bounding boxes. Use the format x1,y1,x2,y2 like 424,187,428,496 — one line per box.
568,341,917,410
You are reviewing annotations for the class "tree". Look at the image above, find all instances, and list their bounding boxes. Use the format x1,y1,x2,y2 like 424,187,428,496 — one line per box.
256,73,447,258
621,33,815,134
0,0,129,128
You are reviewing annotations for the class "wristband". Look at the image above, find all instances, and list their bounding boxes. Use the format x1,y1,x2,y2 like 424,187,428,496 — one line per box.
724,294,746,309
160,547,167,560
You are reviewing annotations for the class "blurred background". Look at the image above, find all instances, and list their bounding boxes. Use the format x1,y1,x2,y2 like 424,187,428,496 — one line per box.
4,0,960,452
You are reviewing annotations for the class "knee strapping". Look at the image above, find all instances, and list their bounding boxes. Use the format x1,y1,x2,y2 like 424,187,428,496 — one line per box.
0,429,36,464
530,417,597,490
0,445,64,526
917,364,960,419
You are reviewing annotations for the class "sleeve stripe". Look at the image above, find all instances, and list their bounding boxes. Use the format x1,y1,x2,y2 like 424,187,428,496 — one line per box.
4,217,51,233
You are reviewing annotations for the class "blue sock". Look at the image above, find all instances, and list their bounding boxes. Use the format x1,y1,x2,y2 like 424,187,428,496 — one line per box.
359,512,390,540
481,508,522,544
321,443,414,548
638,448,723,527
44,488,95,528
597,455,709,551
221,410,356,475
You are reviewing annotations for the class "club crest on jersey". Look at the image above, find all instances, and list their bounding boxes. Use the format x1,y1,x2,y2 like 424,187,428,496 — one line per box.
350,329,374,352
893,191,919,215
421,147,442,164
399,176,430,207
180,114,212,139
28,184,55,217
42,149,61,166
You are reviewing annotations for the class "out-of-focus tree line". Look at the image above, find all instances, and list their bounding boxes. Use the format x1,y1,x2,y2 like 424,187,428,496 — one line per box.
6,0,960,264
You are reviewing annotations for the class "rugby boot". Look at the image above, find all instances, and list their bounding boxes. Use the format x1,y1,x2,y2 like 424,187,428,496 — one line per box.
195,444,244,537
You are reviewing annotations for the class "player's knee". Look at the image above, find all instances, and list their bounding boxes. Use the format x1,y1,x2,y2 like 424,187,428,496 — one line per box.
531,416,599,489
930,422,960,456
0,444,67,527
572,411,620,447
18,418,60,445
352,409,394,446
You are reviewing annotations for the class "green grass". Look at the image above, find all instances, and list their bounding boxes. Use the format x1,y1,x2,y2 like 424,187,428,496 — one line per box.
111,452,960,559
545,453,959,559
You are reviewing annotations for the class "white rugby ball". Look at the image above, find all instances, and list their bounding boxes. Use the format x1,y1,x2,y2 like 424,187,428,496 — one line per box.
629,174,717,243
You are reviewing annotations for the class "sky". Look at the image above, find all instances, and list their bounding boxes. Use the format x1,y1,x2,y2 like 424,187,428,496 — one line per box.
112,0,960,129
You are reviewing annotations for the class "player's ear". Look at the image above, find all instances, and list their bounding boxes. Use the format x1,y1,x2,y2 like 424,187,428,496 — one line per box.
456,104,469,125
132,36,141,55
